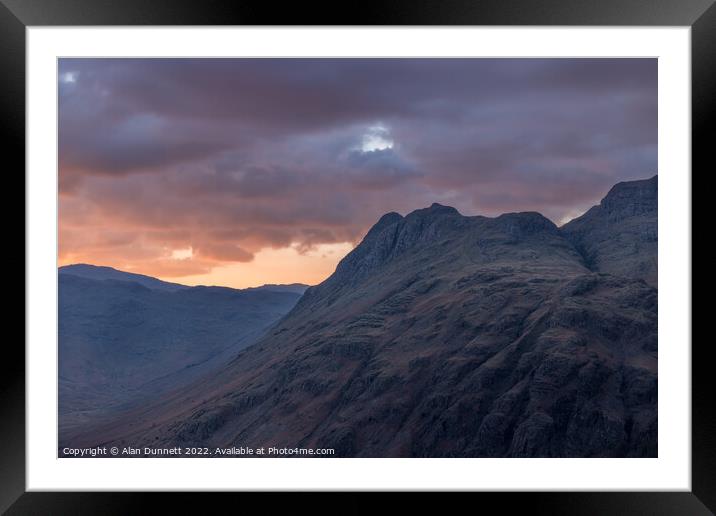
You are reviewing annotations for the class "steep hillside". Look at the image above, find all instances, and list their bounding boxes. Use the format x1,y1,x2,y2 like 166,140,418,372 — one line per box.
65,178,658,457
59,272,303,441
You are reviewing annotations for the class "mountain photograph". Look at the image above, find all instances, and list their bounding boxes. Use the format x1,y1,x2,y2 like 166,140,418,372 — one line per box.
58,58,658,458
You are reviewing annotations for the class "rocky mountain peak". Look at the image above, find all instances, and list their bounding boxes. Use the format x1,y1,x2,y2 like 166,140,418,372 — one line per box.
327,204,466,285
600,175,657,220
363,212,403,241
495,211,559,239
399,202,460,221
561,175,657,286
297,201,586,314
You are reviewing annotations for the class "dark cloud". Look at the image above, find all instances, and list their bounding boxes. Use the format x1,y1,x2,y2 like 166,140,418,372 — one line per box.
342,148,422,190
58,58,657,277
193,242,254,263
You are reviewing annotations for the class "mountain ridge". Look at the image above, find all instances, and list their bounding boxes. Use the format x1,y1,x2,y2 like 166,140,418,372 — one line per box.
59,263,310,293
59,263,189,291
63,176,658,457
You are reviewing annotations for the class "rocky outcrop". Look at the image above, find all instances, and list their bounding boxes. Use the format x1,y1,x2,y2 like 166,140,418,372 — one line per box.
561,175,657,286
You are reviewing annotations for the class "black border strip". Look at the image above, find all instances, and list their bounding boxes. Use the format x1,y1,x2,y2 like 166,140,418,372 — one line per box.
691,1,716,512
0,0,714,25
4,0,711,513
1,1,26,514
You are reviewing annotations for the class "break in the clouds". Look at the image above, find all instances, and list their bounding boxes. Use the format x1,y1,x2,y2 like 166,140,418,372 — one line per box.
58,58,657,286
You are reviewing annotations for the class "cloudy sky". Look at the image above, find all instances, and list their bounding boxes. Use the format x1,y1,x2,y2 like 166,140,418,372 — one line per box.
58,58,657,288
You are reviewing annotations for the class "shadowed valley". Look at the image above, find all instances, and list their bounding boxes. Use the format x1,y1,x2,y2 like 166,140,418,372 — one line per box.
59,265,307,442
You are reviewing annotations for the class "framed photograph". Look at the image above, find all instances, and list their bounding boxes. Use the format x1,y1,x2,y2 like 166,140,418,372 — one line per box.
5,0,711,512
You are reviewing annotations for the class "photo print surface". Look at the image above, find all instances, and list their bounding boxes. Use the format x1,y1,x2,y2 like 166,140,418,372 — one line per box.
58,58,657,458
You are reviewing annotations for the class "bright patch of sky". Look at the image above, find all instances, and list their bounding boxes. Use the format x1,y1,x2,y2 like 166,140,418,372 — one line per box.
360,124,394,152
168,242,355,289
171,247,194,260
60,71,78,84
558,208,588,227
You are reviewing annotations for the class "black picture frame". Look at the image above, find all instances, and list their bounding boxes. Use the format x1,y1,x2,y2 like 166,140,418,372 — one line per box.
3,0,710,513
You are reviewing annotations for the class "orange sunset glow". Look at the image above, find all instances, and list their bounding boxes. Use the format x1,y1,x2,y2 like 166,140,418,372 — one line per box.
59,58,656,288
58,242,354,289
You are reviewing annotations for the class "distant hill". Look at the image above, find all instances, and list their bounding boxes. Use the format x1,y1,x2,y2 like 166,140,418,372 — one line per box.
60,263,311,294
58,271,303,442
246,283,310,295
59,264,188,291
65,177,658,458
